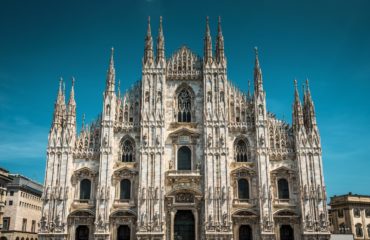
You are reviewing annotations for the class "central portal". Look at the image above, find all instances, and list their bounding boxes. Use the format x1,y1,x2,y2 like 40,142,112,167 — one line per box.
117,225,130,240
174,210,195,240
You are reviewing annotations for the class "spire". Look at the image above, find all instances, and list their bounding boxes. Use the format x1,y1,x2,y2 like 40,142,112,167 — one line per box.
254,47,263,95
117,79,121,99
215,16,225,64
67,77,76,127
105,47,115,93
303,79,317,130
144,16,154,65
204,16,212,64
81,113,86,131
156,16,165,63
52,78,66,128
68,77,76,106
292,79,304,130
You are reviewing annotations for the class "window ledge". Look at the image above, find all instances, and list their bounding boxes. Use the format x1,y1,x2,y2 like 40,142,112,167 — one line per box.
72,199,95,208
112,199,135,208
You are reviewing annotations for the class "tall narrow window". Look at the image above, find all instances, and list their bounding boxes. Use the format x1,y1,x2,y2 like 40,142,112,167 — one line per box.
22,218,27,231
235,139,248,162
120,179,131,201
238,179,250,200
31,220,36,232
122,139,134,162
367,224,370,237
178,89,191,122
177,146,191,170
80,179,91,200
278,178,289,199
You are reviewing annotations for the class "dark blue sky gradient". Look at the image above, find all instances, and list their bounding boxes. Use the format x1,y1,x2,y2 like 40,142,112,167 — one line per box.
0,0,369,197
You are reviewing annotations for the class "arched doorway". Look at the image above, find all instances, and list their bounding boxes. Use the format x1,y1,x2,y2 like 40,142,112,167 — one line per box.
280,225,294,240
75,225,89,240
117,225,130,240
174,210,195,240
239,225,252,240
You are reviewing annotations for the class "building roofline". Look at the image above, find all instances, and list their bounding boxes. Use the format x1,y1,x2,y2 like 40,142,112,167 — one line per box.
9,173,43,187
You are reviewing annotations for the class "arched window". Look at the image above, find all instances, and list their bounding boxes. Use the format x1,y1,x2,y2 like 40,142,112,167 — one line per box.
238,179,250,200
177,146,191,170
235,139,248,162
122,139,134,162
356,224,363,237
278,178,289,199
80,179,91,200
366,209,370,218
367,224,370,237
354,208,361,217
178,89,191,122
120,179,131,201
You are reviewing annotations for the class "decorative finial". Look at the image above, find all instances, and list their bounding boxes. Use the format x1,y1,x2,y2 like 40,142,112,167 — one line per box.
306,78,310,89
59,77,63,91
72,76,75,87
294,79,298,89
254,46,258,56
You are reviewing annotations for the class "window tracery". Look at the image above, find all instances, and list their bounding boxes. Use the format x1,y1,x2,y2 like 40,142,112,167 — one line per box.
235,139,248,162
178,89,192,122
121,139,135,162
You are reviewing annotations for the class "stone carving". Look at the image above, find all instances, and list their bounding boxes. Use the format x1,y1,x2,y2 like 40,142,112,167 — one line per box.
175,192,194,203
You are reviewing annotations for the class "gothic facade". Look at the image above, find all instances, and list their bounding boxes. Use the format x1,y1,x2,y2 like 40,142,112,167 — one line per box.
39,17,331,240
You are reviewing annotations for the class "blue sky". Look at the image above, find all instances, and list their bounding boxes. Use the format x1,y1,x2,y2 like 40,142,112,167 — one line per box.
0,0,369,198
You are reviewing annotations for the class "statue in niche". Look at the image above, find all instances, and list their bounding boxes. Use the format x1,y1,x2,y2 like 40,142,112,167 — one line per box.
169,160,174,170
207,133,212,147
103,133,108,147
258,104,264,115
259,134,265,146
196,161,201,171
156,135,160,145
219,135,225,146
143,134,148,146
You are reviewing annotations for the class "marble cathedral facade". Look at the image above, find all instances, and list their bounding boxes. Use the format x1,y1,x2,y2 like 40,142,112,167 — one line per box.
39,17,331,240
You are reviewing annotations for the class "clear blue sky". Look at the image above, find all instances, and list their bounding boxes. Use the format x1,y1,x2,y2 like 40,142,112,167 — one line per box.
0,0,369,198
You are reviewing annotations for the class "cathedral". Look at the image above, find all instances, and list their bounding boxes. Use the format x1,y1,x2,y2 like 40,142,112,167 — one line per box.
39,17,331,240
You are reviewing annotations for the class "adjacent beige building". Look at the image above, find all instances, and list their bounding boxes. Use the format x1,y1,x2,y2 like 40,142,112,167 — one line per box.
1,174,43,240
0,168,12,231
329,193,370,240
